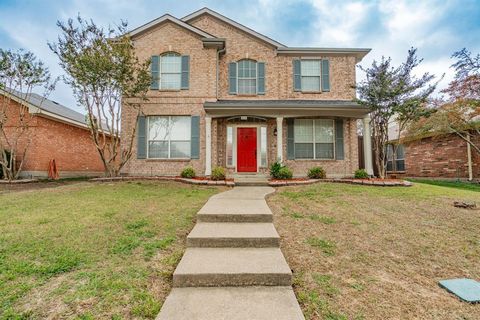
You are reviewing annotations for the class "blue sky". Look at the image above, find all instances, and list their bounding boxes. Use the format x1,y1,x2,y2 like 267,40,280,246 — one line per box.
1,0,479,113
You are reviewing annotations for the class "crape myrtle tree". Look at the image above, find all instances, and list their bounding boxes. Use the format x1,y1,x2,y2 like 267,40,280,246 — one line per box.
49,16,151,177
356,48,440,178
409,49,480,155
0,49,56,180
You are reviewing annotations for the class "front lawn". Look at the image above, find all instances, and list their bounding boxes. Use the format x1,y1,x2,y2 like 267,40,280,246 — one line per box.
0,181,221,319
406,178,480,192
268,182,479,320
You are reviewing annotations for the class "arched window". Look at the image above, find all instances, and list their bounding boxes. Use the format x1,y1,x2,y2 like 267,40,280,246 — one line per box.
160,52,181,89
237,59,257,94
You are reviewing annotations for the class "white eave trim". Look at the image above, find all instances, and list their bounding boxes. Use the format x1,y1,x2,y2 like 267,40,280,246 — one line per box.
277,47,371,62
182,7,286,48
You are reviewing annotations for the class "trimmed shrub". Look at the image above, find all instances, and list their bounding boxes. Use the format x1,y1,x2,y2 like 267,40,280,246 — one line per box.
180,167,196,179
211,166,226,181
277,167,293,179
269,161,282,179
354,169,369,179
307,167,326,179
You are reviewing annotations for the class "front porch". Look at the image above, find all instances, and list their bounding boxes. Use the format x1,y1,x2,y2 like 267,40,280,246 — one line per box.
204,100,374,178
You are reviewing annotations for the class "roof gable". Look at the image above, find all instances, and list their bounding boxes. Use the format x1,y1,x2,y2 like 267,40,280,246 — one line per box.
182,7,286,48
128,14,215,39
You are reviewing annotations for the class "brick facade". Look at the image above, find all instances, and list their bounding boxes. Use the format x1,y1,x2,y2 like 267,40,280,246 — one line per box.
402,133,479,179
1,99,104,178
122,11,365,178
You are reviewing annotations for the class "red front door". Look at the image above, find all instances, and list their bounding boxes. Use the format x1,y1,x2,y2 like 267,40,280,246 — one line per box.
237,128,257,172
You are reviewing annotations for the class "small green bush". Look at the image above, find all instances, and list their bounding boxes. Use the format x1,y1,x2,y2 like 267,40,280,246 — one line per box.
354,169,369,179
180,167,196,179
211,166,226,181
307,167,326,179
270,161,293,179
269,161,282,178
277,167,293,179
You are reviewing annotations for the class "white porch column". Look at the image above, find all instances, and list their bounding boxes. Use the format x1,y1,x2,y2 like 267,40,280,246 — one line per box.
363,116,374,176
276,117,283,162
205,115,212,176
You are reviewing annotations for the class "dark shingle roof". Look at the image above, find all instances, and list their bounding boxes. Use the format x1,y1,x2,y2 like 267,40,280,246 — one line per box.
2,88,87,126
204,99,366,109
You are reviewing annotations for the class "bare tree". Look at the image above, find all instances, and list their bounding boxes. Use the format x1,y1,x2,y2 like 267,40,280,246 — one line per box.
49,16,151,177
356,48,439,178
0,49,55,180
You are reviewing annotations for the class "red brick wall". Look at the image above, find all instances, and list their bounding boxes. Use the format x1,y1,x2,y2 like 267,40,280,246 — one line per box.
404,133,479,179
2,99,104,178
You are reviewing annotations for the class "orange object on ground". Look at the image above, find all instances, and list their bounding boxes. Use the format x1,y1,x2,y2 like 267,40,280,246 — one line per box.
48,159,59,180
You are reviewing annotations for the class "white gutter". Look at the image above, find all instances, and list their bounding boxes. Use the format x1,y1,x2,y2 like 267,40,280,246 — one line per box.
216,47,226,99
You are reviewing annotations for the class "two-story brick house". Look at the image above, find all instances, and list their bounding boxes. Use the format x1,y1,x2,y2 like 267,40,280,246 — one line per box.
121,7,374,178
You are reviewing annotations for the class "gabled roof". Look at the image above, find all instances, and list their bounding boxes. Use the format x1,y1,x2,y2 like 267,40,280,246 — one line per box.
1,88,91,130
128,13,216,39
182,7,286,48
127,8,371,62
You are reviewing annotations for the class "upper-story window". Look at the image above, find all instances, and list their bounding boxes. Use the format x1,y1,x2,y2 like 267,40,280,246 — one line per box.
150,53,190,90
228,60,265,95
238,59,257,94
160,52,181,90
293,59,330,93
300,60,321,91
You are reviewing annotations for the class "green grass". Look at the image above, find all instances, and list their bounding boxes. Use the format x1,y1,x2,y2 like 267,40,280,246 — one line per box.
0,181,220,319
306,237,336,256
269,182,480,319
407,178,480,192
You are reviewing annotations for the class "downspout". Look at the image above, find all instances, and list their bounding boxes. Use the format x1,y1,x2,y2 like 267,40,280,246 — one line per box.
467,132,473,181
216,47,226,99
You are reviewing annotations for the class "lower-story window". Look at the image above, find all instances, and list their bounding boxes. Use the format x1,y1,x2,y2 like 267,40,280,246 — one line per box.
226,126,233,167
260,126,267,167
294,119,334,159
386,144,405,172
148,116,191,159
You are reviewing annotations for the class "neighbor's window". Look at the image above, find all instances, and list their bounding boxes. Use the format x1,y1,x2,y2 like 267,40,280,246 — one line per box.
294,119,334,159
226,126,233,167
160,52,181,90
386,144,405,172
301,60,321,92
260,126,267,167
148,116,191,159
238,59,257,94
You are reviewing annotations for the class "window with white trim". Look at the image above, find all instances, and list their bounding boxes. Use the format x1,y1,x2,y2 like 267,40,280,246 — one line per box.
226,126,233,167
294,119,334,159
301,60,321,92
160,52,181,90
260,126,267,167
148,116,191,159
238,59,257,94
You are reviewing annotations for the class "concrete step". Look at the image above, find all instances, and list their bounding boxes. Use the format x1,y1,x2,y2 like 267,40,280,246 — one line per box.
156,286,305,320
173,248,292,287
197,198,273,222
187,223,280,248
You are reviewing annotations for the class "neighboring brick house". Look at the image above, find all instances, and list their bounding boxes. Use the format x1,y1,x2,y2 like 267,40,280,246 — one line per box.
0,89,104,178
387,132,479,180
121,7,374,178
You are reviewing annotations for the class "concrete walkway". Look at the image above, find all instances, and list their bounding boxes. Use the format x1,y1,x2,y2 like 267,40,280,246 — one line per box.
157,187,304,320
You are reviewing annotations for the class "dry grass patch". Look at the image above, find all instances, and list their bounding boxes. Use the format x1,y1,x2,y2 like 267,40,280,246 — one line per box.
268,182,479,319
0,180,222,319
